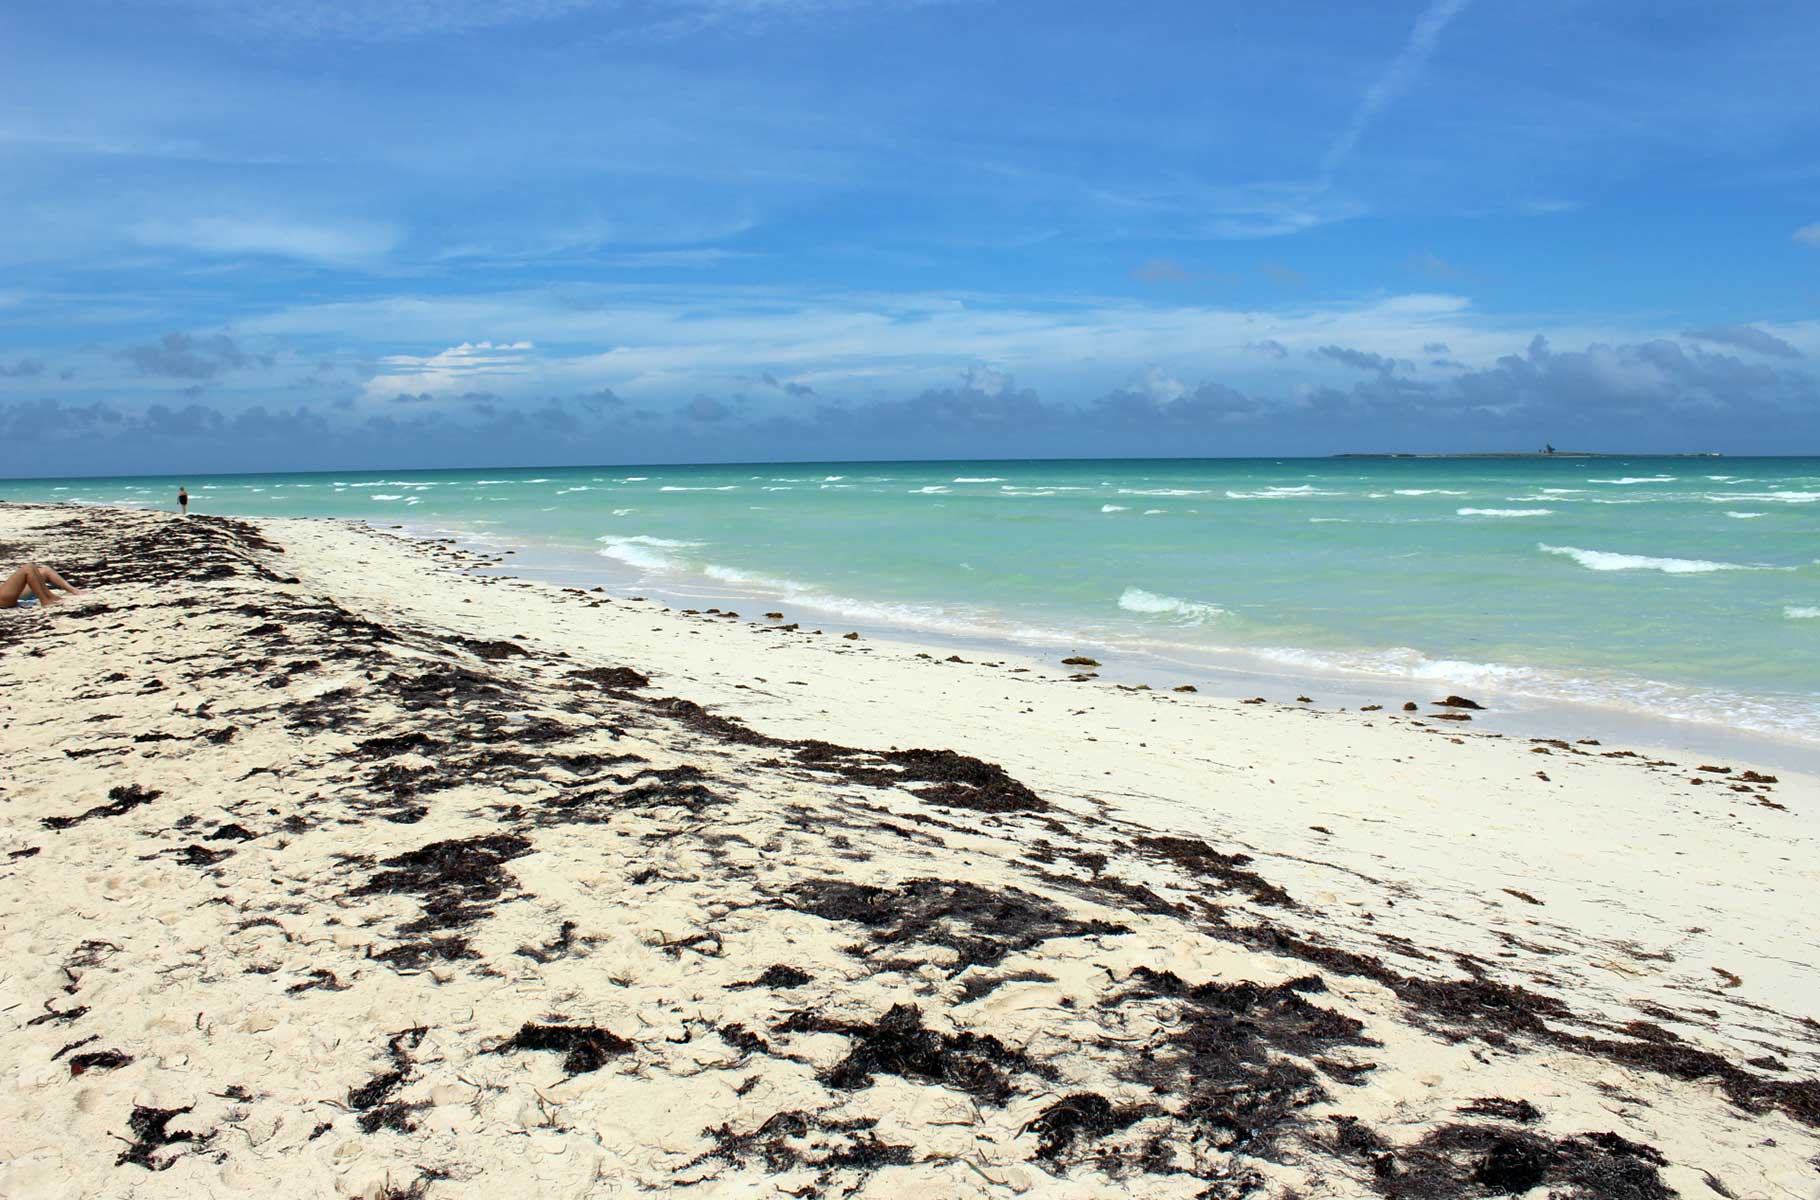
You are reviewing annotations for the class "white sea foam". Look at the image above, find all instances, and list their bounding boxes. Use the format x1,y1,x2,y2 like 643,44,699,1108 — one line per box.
1118,588,1225,623
660,485,738,492
473,479,510,484
1458,508,1552,517
370,494,404,500
952,477,1004,483
1122,487,1211,497
1540,488,1585,494
1225,486,1341,499
594,533,704,570
1787,606,1820,620
910,486,951,494
1393,489,1468,496
610,508,634,516
1725,512,1765,519
822,476,845,481
1538,543,1767,574
1309,517,1352,523
1143,509,1165,515
556,486,591,494
621,476,649,482
1100,505,1129,512
1707,491,1818,504
1589,476,1677,485
597,534,702,549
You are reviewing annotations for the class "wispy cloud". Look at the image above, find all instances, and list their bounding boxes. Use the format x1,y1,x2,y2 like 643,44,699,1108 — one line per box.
1796,223,1820,248
132,216,401,266
174,0,951,41
367,341,537,396
1320,0,1473,183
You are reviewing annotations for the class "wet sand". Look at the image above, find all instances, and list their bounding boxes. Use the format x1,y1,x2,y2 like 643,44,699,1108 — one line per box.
1,503,1815,1199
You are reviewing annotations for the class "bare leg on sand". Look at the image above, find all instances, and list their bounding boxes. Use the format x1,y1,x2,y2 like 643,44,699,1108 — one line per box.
0,564,83,608
0,566,58,608
32,565,83,596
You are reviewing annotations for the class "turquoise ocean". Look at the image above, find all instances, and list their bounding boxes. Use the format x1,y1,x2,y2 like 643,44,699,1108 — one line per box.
6,457,1817,760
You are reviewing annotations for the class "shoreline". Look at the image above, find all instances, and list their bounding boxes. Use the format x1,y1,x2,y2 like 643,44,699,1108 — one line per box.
2,503,1816,1198
410,515,1820,774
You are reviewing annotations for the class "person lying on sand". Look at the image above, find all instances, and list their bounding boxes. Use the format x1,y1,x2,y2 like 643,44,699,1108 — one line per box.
0,564,84,608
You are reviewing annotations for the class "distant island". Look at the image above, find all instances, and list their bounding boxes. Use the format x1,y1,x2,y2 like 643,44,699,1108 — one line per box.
1332,450,1722,459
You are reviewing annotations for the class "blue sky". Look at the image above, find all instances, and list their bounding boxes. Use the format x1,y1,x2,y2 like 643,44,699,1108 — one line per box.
3,0,1817,474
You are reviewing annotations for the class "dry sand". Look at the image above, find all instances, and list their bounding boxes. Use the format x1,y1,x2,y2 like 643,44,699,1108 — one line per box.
1,503,1815,1199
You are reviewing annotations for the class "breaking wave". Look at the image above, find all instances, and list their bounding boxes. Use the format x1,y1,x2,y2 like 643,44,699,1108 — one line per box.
1538,544,1771,574
1118,587,1226,623
1458,508,1552,517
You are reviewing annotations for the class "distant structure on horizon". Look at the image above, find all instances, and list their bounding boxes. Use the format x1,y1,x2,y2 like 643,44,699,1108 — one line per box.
1331,449,1722,459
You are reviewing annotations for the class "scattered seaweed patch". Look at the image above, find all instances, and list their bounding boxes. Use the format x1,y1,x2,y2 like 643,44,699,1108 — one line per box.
778,1003,1051,1104
493,1023,633,1074
347,1027,428,1134
787,877,1124,974
115,1105,211,1170
42,784,161,831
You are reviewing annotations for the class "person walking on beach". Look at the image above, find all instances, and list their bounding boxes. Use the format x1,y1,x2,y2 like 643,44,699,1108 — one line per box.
1,563,84,608
178,485,189,515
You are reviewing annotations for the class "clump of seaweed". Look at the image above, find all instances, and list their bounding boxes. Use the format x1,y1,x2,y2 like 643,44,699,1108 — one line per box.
1102,968,1370,1166
42,785,161,831
1362,1124,1673,1199
694,1109,913,1185
352,833,530,932
1023,1093,1149,1164
1131,835,1295,907
776,1003,1050,1104
116,1105,212,1169
493,1023,633,1074
729,964,813,990
785,877,1124,975
347,1027,428,1134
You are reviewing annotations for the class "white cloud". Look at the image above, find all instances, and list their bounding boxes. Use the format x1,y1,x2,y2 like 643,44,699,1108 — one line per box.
132,216,400,265
365,340,537,396
1795,223,1820,248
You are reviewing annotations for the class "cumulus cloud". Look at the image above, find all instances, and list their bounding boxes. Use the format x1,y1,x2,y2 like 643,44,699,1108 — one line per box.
1794,224,1820,248
1683,324,1802,359
120,332,272,380
0,358,46,378
1447,334,1810,423
1246,339,1289,359
685,394,731,422
1313,344,1401,372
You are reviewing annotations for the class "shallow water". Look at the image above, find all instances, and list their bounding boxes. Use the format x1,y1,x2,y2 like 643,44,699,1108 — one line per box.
7,456,1816,750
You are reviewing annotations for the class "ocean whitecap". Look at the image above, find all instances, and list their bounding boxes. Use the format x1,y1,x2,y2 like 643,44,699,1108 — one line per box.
1538,543,1771,574
1459,508,1553,517
1118,587,1225,622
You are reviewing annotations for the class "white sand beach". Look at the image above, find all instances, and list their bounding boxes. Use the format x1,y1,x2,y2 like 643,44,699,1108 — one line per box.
2,504,1815,1199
